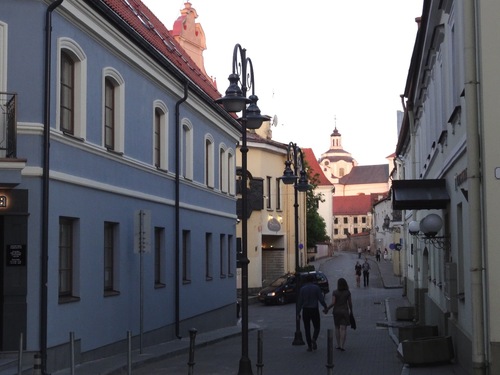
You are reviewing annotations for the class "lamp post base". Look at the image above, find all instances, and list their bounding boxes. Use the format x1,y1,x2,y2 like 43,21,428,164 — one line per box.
292,330,305,346
238,356,253,375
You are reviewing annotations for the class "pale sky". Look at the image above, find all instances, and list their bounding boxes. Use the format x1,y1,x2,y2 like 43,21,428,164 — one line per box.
142,1,423,165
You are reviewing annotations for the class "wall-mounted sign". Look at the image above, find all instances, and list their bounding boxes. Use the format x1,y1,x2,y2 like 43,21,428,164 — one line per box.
6,244,26,266
267,218,281,232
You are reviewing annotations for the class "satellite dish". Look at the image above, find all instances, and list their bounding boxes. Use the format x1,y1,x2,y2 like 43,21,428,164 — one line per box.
271,115,278,127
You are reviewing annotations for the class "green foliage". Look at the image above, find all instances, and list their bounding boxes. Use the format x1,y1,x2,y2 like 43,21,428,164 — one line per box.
304,160,330,248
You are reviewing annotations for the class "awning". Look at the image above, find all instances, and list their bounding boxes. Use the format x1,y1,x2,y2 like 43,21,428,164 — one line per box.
391,179,450,210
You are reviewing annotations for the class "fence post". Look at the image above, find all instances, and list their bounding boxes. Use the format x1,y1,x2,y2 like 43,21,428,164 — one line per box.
256,329,264,375
326,329,334,375
17,332,23,375
187,328,197,375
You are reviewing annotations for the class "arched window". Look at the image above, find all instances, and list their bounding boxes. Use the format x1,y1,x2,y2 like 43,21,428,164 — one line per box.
205,134,214,187
182,120,193,180
57,38,87,139
153,101,168,169
103,68,125,153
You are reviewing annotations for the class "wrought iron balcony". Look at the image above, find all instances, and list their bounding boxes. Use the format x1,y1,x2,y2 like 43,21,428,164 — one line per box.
0,92,17,158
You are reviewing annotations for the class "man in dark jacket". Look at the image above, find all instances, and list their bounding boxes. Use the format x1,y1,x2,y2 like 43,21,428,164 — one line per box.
296,274,328,351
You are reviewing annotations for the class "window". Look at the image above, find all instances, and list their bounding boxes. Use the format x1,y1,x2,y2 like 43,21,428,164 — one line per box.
343,228,349,235
182,121,193,180
354,217,358,224
0,22,7,92
334,228,339,235
60,52,74,134
339,168,345,177
266,176,272,209
205,135,214,187
103,68,124,152
59,217,77,300
57,38,87,138
275,178,281,210
104,78,115,149
228,235,234,277
104,222,119,294
182,230,191,282
220,234,226,277
343,217,348,224
219,145,228,193
334,217,338,224
153,101,168,169
205,233,213,280
228,151,235,195
362,217,367,224
154,227,165,287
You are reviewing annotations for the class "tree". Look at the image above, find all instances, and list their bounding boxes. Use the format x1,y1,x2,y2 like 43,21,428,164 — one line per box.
304,161,330,248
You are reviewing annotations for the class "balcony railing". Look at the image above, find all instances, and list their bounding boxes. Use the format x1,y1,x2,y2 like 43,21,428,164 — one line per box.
0,92,17,158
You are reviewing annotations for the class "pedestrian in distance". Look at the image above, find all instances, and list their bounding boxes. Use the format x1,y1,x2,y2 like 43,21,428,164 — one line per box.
324,277,353,351
354,261,362,287
362,258,371,287
296,273,328,352
357,247,362,259
383,248,389,261
376,248,381,262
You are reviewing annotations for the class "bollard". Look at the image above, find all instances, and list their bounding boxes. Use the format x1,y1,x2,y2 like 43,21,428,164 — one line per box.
33,352,41,375
70,332,75,375
256,329,264,375
127,331,132,375
187,328,197,375
326,329,334,375
18,332,23,375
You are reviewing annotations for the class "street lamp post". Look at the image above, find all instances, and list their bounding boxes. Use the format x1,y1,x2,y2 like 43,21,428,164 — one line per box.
216,44,268,375
281,142,310,346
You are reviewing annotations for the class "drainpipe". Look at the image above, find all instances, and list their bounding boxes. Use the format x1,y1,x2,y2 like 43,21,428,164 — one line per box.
42,1,63,373
175,82,188,339
463,0,486,373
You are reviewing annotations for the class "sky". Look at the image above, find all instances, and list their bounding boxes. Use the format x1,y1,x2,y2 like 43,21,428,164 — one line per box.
142,1,423,165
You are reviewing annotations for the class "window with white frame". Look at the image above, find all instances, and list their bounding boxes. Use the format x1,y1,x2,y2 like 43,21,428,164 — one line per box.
228,151,235,195
104,221,119,295
182,121,193,180
153,101,168,169
182,230,191,282
219,144,228,193
205,232,213,280
154,227,165,287
57,38,87,139
103,68,125,153
220,233,226,277
275,178,282,210
205,135,214,187
0,22,7,93
59,217,80,302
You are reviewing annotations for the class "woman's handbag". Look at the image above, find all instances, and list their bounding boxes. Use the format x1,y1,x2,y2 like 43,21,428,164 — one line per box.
349,313,356,330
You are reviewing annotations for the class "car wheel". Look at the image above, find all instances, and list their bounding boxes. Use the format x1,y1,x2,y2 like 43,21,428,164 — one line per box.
277,295,286,305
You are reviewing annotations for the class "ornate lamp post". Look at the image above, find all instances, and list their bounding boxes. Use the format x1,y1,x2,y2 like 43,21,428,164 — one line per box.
281,142,310,346
216,44,268,375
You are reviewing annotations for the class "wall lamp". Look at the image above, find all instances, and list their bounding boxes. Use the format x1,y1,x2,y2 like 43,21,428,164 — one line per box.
408,213,450,249
382,214,400,233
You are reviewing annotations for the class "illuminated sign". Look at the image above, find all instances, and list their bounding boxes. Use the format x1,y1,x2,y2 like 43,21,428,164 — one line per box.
0,195,6,207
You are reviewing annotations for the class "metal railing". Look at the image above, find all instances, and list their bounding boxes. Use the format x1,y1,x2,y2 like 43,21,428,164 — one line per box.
0,92,17,158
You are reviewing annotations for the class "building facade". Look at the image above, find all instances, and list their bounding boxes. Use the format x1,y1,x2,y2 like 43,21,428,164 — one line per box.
394,0,500,373
0,0,240,372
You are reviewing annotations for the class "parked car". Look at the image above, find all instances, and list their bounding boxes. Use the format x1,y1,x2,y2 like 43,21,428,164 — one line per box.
257,271,330,305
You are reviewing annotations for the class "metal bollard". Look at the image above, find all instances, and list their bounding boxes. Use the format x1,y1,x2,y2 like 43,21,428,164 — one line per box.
187,328,197,375
127,331,132,375
256,329,264,375
326,329,334,375
70,332,75,375
33,352,41,375
18,332,23,375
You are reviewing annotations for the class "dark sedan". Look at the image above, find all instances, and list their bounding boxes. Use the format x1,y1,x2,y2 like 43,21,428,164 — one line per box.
257,271,330,305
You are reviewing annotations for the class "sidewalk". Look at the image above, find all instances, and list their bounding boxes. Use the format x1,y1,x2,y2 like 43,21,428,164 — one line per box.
46,253,467,375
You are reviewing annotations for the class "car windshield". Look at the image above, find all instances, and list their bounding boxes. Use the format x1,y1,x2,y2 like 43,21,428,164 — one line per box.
270,276,288,287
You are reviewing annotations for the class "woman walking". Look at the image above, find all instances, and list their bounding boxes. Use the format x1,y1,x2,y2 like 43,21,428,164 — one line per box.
324,277,353,351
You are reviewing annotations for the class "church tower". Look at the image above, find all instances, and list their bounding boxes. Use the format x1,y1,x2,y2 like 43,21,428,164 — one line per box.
318,125,358,183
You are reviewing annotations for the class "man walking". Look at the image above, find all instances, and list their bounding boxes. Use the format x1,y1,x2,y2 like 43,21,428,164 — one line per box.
296,273,328,352
362,258,371,287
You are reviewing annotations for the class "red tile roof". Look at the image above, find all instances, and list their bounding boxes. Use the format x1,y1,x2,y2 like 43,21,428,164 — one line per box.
333,194,373,215
100,0,221,100
302,148,332,186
